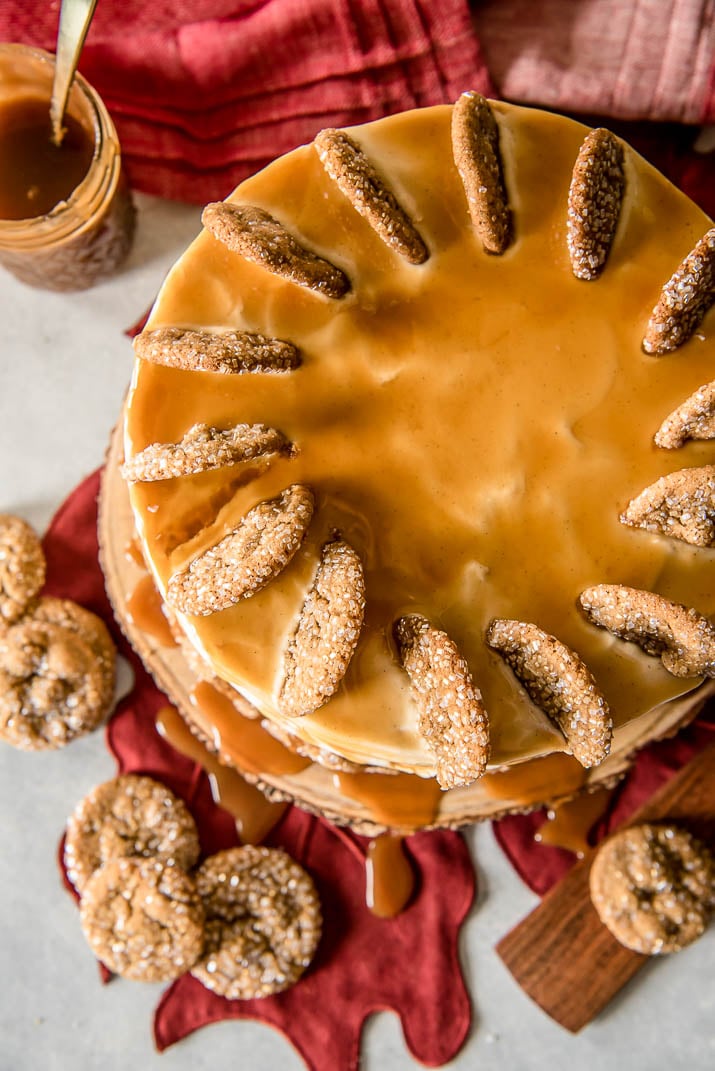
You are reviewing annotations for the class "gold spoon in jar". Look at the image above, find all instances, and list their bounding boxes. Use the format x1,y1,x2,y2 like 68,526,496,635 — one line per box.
50,0,99,146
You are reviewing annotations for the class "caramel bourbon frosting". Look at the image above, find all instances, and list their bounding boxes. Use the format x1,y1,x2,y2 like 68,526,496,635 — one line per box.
123,97,715,790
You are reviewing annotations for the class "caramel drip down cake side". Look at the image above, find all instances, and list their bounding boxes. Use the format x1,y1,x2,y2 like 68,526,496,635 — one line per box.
122,99,715,787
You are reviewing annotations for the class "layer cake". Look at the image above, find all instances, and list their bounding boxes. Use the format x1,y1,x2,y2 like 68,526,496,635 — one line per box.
111,96,715,830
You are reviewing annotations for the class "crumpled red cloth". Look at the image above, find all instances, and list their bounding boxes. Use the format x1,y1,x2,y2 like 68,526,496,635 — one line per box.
2,1,713,204
0,0,491,202
44,469,475,1069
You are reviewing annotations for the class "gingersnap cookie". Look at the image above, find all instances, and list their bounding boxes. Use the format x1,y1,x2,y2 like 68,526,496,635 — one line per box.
80,856,205,982
394,614,490,790
0,514,45,628
642,227,715,355
167,484,315,616
278,539,366,718
191,845,321,999
0,611,114,751
133,325,301,375
121,422,290,483
64,774,201,894
314,128,428,264
567,128,625,281
579,585,715,678
202,203,350,299
621,465,715,547
486,619,612,768
654,379,715,449
589,823,715,954
29,596,116,683
451,91,512,254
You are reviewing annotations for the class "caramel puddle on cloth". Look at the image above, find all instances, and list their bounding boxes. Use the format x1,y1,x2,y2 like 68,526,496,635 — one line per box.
126,574,177,648
365,834,415,917
535,787,616,857
156,704,287,844
333,770,443,829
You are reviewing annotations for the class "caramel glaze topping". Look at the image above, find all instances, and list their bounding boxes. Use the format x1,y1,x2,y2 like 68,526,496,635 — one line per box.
535,786,616,858
365,835,415,917
480,753,587,805
124,537,145,568
190,681,311,778
126,102,715,779
156,704,287,844
126,574,177,649
334,769,443,829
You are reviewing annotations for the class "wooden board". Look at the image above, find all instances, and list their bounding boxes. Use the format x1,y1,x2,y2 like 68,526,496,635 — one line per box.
496,740,715,1033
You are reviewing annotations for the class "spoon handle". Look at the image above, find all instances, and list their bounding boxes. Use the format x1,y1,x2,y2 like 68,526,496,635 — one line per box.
50,0,99,146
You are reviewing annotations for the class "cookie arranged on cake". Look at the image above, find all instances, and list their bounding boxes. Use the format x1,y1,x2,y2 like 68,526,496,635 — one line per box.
115,95,715,822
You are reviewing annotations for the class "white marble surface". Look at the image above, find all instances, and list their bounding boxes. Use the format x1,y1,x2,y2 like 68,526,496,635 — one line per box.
0,192,712,1071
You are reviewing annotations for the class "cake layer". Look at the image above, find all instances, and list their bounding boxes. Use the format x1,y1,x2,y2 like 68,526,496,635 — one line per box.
124,101,715,778
101,424,715,833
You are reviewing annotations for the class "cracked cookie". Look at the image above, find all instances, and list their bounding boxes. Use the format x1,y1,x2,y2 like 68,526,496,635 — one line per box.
191,846,321,999
0,514,45,629
80,856,205,981
0,600,115,750
589,824,715,954
65,774,200,893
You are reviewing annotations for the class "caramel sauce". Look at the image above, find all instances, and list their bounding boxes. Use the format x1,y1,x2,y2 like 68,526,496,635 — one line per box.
126,102,715,777
334,769,442,829
480,753,587,805
126,574,177,648
159,468,263,558
535,786,615,857
156,704,287,844
0,97,94,219
190,681,311,777
208,770,288,845
159,702,415,913
124,537,145,568
365,834,415,917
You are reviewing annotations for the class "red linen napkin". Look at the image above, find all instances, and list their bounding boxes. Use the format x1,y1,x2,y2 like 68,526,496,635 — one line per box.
0,0,491,202
3,2,713,205
43,469,475,1069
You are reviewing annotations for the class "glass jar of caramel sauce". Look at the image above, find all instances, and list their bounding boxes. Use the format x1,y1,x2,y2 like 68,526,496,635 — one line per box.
0,44,135,290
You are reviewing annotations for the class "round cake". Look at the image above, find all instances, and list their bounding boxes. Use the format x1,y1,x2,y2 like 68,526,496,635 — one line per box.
115,95,715,830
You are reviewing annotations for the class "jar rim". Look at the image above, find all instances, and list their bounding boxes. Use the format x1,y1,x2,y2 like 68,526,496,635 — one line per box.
0,43,121,241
